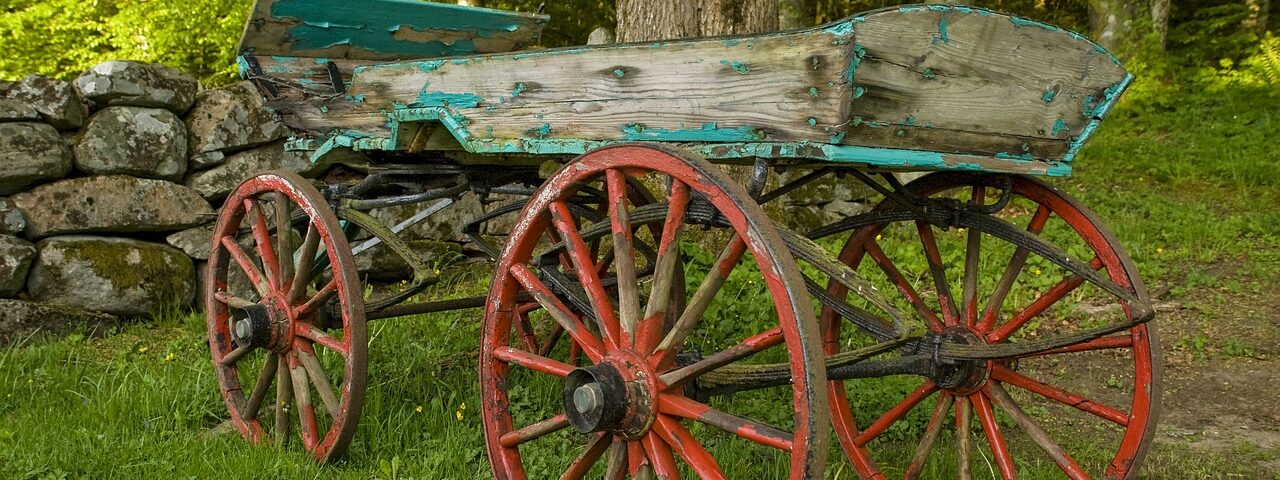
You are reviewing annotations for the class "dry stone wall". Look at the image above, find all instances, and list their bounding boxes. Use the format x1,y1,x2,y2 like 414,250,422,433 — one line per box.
0,60,481,341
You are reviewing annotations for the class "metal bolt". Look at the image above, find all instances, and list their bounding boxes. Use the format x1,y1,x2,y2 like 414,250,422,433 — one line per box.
234,318,254,341
573,383,602,414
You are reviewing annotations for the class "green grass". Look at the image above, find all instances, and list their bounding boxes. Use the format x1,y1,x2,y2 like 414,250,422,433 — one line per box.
1,72,1277,478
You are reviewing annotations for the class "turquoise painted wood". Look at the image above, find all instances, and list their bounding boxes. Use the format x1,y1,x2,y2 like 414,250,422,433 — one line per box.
237,0,548,60
238,4,1131,177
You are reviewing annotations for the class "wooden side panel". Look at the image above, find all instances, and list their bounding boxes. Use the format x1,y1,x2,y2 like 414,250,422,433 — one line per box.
294,24,855,145
237,0,548,60
845,5,1130,161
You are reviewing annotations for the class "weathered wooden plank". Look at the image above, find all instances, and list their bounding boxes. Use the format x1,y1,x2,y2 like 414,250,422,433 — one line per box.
845,5,1130,160
238,0,548,60
289,24,856,145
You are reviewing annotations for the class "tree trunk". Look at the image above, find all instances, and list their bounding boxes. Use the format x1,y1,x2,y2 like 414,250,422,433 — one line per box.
778,0,815,29
616,0,781,187
616,0,700,42
1152,0,1171,49
1088,0,1136,52
1243,0,1270,34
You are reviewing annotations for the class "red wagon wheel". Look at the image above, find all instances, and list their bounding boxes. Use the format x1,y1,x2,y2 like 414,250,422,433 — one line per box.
206,170,367,462
480,144,829,479
822,172,1160,479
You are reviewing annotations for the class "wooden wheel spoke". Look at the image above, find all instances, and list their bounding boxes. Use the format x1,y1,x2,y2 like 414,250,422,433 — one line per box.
246,199,282,290
295,278,338,317
863,239,943,331
978,205,1051,331
498,414,569,447
905,394,955,480
288,223,321,303
493,346,575,377
222,237,270,298
638,181,690,355
510,264,606,361
272,192,295,292
220,344,253,366
916,221,960,327
242,353,279,421
287,353,320,451
641,434,679,479
658,326,784,388
955,395,973,480
605,170,641,347
961,187,984,326
549,201,622,348
991,365,1130,425
561,433,612,480
297,348,341,421
853,381,938,446
214,290,256,310
274,357,292,447
653,235,747,365
297,324,349,355
653,415,728,480
988,257,1101,342
973,392,1018,479
659,394,793,451
604,440,628,480
986,383,1089,480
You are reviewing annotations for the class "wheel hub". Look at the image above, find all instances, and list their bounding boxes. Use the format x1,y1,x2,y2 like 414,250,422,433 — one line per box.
230,294,295,352
932,327,992,395
562,350,656,440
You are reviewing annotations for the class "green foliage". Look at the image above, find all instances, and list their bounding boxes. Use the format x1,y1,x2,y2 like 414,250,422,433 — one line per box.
0,0,250,86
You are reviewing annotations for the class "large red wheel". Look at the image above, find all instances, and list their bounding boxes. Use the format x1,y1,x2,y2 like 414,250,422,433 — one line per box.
206,170,367,462
822,172,1160,479
480,145,829,479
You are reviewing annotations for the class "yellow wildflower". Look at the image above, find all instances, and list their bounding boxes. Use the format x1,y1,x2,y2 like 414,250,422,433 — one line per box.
415,405,423,413
1156,247,1165,254
163,353,175,362
137,347,149,354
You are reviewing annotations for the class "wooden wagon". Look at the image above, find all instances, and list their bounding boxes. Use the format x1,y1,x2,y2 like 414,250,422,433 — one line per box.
206,1,1160,478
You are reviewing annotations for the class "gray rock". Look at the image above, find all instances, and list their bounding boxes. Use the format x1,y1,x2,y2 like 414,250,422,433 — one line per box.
0,298,118,346
822,200,871,222
367,192,484,244
27,236,195,315
0,198,25,234
0,235,35,297
0,99,40,122
5,74,86,130
185,81,284,169
166,224,215,260
74,61,198,114
0,122,73,195
0,80,12,95
184,141,326,200
75,106,188,180
10,176,214,238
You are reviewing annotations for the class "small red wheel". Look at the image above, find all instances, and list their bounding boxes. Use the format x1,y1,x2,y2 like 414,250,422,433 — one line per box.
822,172,1160,479
480,145,829,479
206,170,367,462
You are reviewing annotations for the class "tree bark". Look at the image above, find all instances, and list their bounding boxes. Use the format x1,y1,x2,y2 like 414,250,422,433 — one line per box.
1088,0,1136,51
778,0,815,29
1243,0,1270,34
1152,0,1171,49
616,0,700,42
615,0,781,187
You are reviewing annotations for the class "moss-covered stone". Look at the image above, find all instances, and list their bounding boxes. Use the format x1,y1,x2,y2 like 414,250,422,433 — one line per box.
0,122,73,195
0,235,35,297
75,106,188,181
27,236,195,316
11,175,213,238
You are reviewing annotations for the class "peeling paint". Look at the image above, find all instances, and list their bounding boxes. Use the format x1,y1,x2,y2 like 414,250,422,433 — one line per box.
620,122,764,142
719,60,750,74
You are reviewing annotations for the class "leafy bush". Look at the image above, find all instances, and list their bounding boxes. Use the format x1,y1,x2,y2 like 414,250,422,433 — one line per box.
0,0,249,86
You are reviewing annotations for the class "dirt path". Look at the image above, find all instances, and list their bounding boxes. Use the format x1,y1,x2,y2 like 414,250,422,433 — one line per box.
1148,271,1280,477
